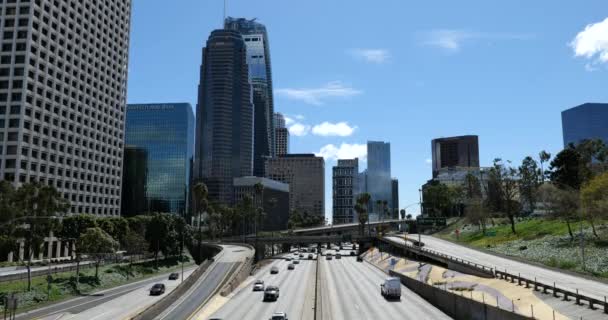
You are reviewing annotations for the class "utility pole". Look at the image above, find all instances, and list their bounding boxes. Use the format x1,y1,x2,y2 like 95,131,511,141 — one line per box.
181,231,185,283
580,214,586,270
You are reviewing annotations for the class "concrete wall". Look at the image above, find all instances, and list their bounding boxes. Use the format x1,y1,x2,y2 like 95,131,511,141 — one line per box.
390,270,532,320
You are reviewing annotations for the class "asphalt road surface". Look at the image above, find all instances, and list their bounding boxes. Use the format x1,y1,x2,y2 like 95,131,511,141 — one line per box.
319,256,450,320
155,244,253,320
386,235,608,300
209,254,317,320
16,266,196,320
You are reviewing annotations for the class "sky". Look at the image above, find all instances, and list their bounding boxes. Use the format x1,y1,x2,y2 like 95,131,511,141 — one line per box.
126,0,608,222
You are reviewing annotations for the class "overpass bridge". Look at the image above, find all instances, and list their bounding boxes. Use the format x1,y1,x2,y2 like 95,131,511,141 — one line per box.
291,219,413,236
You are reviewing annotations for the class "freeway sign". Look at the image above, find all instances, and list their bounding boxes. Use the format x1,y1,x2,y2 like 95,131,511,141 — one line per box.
416,217,447,226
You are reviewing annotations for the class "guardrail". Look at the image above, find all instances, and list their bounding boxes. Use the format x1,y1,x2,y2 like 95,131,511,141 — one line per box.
495,270,608,314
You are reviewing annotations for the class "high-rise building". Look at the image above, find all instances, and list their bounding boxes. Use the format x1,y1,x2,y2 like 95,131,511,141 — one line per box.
265,154,324,217
431,135,479,178
225,17,275,176
0,0,132,216
121,103,194,217
391,178,399,219
274,112,289,156
332,158,359,224
562,103,608,147
233,176,289,231
367,141,392,215
194,29,253,205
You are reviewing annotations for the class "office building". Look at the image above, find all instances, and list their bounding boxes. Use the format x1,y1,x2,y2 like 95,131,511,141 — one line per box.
274,113,289,156
121,103,194,217
265,154,324,217
432,135,479,178
332,158,359,224
562,103,608,147
391,178,399,219
367,141,392,215
233,176,289,231
274,112,286,129
225,17,275,175
0,0,132,216
194,29,253,205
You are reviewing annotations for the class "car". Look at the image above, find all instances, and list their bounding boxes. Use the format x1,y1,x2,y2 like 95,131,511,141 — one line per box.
308,254,313,259
299,253,304,258
270,266,279,274
253,279,265,291
264,286,280,301
285,257,292,262
326,255,333,260
381,277,402,299
301,248,307,253
357,256,363,262
293,260,300,264
168,272,179,280
269,312,288,320
311,248,316,253
335,253,341,259
287,263,295,270
350,251,356,256
149,283,165,295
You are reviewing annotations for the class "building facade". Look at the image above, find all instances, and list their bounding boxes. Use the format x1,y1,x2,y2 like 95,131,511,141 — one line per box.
391,178,399,219
194,29,253,205
432,135,479,178
366,141,392,215
265,154,324,217
332,158,359,224
121,103,194,217
225,17,275,176
274,112,289,156
562,103,608,147
274,112,286,129
0,0,132,216
233,176,289,231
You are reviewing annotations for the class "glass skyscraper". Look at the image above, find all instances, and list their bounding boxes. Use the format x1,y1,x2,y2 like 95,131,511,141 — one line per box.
225,17,275,176
122,103,194,217
562,103,608,147
366,141,392,216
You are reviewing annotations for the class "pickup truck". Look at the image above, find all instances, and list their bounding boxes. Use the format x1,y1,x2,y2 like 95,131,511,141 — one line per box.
380,277,401,300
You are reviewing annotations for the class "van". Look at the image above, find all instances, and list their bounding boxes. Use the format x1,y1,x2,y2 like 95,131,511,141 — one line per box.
380,277,401,299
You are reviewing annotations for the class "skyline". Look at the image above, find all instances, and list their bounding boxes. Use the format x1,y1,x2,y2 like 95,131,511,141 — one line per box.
127,0,608,221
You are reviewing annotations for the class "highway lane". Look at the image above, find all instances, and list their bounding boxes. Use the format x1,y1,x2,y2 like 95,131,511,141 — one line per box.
386,235,608,300
319,256,450,320
209,255,317,320
155,244,253,320
16,266,197,320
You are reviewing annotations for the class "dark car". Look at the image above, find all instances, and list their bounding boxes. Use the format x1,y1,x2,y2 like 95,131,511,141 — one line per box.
149,283,165,295
270,266,279,274
168,272,179,280
357,256,364,262
264,286,280,301
308,254,313,259
350,251,356,256
287,263,295,270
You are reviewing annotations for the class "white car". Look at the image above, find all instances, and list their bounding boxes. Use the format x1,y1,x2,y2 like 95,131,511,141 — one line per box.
269,312,288,320
253,279,264,291
380,277,401,299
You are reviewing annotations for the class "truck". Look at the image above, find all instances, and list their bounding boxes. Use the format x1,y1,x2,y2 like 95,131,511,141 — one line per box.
380,277,401,299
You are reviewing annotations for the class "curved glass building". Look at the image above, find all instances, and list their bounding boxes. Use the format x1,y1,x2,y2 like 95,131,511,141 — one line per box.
562,103,608,147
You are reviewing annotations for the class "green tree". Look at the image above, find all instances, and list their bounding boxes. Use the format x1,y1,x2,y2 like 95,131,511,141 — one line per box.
538,183,578,241
57,214,97,289
487,159,520,234
464,173,482,199
465,197,488,233
192,181,208,260
253,183,265,236
539,150,551,183
581,172,608,239
549,148,590,190
145,213,171,267
399,209,406,220
79,227,118,280
422,181,452,217
356,193,371,236
0,181,19,260
519,156,540,213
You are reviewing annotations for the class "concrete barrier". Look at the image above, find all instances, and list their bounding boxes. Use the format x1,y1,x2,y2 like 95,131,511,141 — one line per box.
389,270,532,320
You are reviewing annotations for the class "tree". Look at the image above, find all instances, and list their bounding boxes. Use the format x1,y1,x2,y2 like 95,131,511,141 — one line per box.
0,181,19,260
539,150,551,183
422,182,452,217
399,209,406,220
465,197,488,233
538,183,578,241
58,214,97,289
487,159,520,234
192,181,208,260
464,173,482,199
406,213,413,220
581,172,608,239
519,156,540,213
145,213,171,267
253,183,265,236
97,217,129,248
13,182,69,290
356,193,371,236
79,227,118,280
549,148,589,191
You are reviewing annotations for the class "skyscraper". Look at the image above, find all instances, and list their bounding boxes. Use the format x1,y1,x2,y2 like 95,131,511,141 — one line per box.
274,112,286,129
225,17,275,176
265,154,325,217
122,103,194,217
194,29,253,205
0,0,132,216
562,103,608,147
274,113,289,156
367,141,392,215
391,178,399,219
431,135,479,178
332,158,359,224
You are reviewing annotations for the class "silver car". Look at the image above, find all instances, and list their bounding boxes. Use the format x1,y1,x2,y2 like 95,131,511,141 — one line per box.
253,279,265,291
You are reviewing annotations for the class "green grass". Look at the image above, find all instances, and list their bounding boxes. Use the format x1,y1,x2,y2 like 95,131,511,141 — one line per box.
0,256,194,313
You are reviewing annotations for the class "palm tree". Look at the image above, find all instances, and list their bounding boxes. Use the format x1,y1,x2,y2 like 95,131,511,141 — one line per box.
253,183,264,236
192,181,208,259
240,195,253,238
539,150,551,183
399,209,406,220
357,193,371,236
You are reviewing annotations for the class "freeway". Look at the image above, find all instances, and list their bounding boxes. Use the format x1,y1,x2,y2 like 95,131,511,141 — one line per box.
16,266,197,320
154,244,253,320
385,235,608,300
319,254,450,320
208,253,317,320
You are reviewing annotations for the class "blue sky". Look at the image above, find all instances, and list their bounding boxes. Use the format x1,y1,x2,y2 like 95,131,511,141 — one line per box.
127,0,608,221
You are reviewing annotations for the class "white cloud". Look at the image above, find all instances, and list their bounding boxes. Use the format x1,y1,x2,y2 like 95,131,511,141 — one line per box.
422,29,533,52
288,123,311,136
425,158,432,165
294,114,305,120
316,143,367,161
284,116,295,126
312,122,357,137
349,48,390,63
276,81,362,106
570,17,608,68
